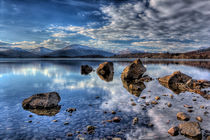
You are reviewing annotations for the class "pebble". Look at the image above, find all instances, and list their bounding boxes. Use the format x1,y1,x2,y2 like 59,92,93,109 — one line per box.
66,133,73,137
192,98,197,101
187,109,194,113
151,101,158,105
95,96,100,99
64,122,69,125
141,96,146,99
155,96,160,100
29,115,33,117
177,112,190,121
168,126,179,136
53,120,58,122
200,105,204,109
87,125,95,134
66,108,76,113
106,120,112,123
196,116,202,122
132,117,138,125
170,94,174,99
131,102,137,106
112,117,121,122
145,102,150,106
184,104,193,108
167,102,172,107
111,111,116,114
28,120,32,123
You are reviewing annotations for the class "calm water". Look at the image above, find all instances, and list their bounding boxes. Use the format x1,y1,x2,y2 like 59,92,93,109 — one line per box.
0,59,209,140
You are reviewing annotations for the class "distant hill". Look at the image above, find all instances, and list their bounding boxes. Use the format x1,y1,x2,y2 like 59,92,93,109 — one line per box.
28,47,53,55
43,44,114,58
111,47,210,59
0,47,38,58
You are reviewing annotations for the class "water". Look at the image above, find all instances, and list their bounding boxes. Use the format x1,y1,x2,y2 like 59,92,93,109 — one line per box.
0,59,209,140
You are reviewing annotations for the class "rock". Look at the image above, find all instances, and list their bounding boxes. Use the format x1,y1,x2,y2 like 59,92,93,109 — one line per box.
148,123,154,127
207,136,210,140
64,122,69,125
196,116,203,122
106,120,112,123
121,59,146,80
81,65,93,75
177,112,190,121
28,120,32,123
22,92,61,109
132,117,138,125
158,71,210,99
135,75,152,82
141,96,146,99
53,120,57,122
167,102,172,107
179,122,201,138
187,109,193,113
66,133,73,137
151,101,158,105
111,111,116,114
87,125,95,134
97,62,114,82
29,115,33,117
26,106,61,116
192,98,197,101
66,108,76,113
131,102,137,106
155,96,160,100
170,94,174,99
200,105,204,109
112,138,121,140
184,104,193,108
112,117,121,122
168,126,179,136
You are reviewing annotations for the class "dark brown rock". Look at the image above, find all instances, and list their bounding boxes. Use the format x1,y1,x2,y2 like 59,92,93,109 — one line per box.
22,92,61,109
179,122,201,138
81,65,93,75
112,117,121,122
132,117,138,125
97,62,114,82
26,106,61,116
177,112,190,121
66,108,76,113
168,126,179,136
121,59,146,80
87,125,95,134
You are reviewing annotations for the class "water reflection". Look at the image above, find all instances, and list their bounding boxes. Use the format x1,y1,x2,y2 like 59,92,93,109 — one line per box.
0,59,209,139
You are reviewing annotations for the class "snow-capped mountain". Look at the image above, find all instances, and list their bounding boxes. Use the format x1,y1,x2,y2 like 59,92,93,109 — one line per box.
45,44,114,57
28,47,53,55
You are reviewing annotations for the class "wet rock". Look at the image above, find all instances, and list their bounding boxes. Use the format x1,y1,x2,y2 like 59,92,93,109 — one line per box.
64,122,69,125
167,102,172,107
121,59,146,80
184,104,193,108
29,115,33,117
179,122,201,139
141,96,146,99
22,92,61,109
138,75,152,82
97,62,114,82
151,101,158,105
87,125,95,134
192,98,197,101
66,133,73,137
111,111,116,114
66,108,76,113
106,120,112,123
112,117,121,122
187,109,193,113
53,120,58,122
28,120,32,123
112,138,121,140
196,116,203,122
26,106,61,116
200,105,204,109
148,123,154,127
95,96,100,99
132,117,138,125
177,112,190,121
170,94,174,99
131,102,137,106
204,111,209,115
155,96,160,100
81,65,93,75
168,126,179,136
158,71,210,99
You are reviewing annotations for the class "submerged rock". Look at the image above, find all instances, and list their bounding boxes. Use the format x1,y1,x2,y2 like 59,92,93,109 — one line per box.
66,108,76,113
112,117,121,122
22,92,61,109
168,126,179,136
81,65,93,75
121,59,146,80
26,106,61,116
158,71,210,99
179,122,201,139
87,125,95,134
177,112,190,121
97,62,114,82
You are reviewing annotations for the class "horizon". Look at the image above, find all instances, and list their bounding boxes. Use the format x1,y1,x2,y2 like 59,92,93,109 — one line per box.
1,0,210,53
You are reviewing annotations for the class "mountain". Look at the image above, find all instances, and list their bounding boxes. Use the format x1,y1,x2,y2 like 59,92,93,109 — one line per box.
44,44,114,57
0,47,38,58
28,47,53,55
117,48,144,55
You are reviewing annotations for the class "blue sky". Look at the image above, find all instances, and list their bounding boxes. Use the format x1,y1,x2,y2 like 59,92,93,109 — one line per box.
0,0,210,53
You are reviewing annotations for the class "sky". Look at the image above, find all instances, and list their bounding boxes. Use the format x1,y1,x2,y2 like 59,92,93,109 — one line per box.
0,0,210,53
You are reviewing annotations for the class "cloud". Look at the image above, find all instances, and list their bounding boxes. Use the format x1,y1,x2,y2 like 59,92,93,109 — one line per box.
51,31,77,38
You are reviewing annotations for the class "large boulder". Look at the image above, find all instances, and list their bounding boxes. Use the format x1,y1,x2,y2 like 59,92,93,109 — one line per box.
97,62,114,82
26,107,61,116
22,92,61,109
179,122,202,139
158,71,210,99
81,65,93,75
121,59,146,80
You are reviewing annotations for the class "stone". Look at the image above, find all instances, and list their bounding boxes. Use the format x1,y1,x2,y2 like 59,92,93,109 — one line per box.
28,120,32,123
87,125,95,134
168,126,179,136
179,122,201,138
97,62,114,82
66,108,76,113
132,117,138,125
121,59,146,80
66,133,73,137
187,109,193,113
112,117,121,122
53,120,57,122
184,104,193,108
141,96,146,99
167,102,172,107
112,138,121,140
111,111,116,114
155,96,160,100
196,116,202,122
177,112,190,121
26,106,61,116
151,101,158,105
64,122,69,125
137,75,153,82
170,94,174,99
131,102,137,106
106,120,112,123
29,115,33,117
22,92,61,109
81,65,93,75
200,105,204,109
207,136,210,140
